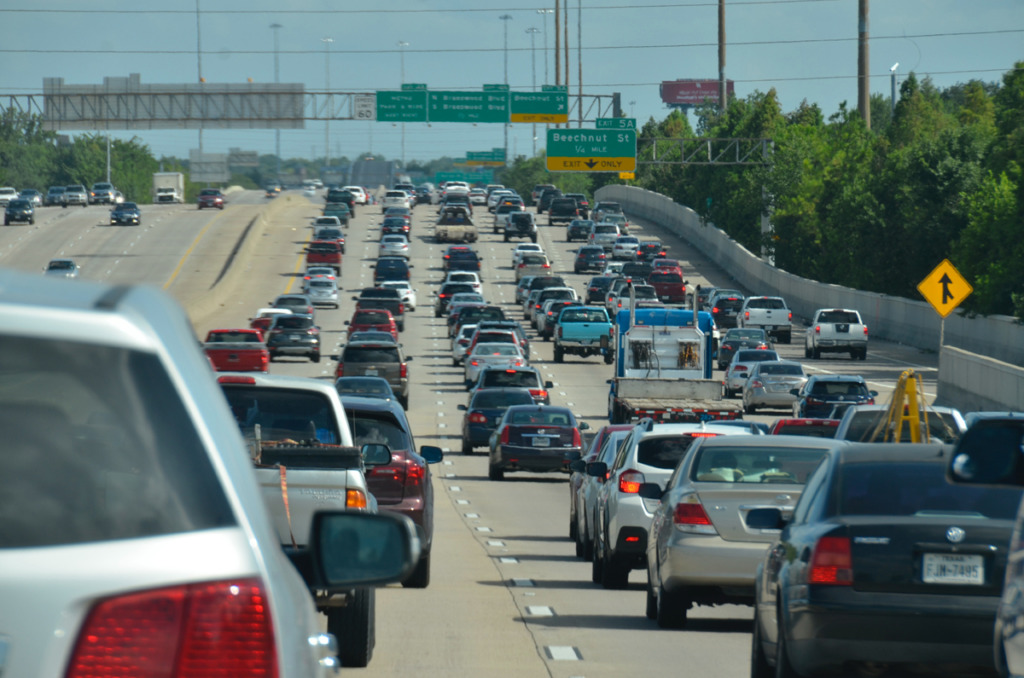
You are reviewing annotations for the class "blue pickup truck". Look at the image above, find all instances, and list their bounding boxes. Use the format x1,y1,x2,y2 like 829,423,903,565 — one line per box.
552,306,614,364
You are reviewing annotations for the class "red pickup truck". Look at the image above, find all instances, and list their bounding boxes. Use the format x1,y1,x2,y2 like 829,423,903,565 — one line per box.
647,268,689,305
203,328,269,372
305,240,343,274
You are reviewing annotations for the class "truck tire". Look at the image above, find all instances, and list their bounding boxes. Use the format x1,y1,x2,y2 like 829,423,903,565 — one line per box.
603,351,614,365
488,463,504,481
328,588,375,668
553,344,564,363
858,347,868,360
811,347,820,360
403,552,431,589
780,330,792,344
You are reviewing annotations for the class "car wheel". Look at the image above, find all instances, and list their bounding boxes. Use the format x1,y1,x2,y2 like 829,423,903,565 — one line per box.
811,347,820,360
781,331,792,345
488,463,504,481
591,537,605,584
328,587,375,668
751,607,773,678
601,546,630,590
745,402,757,414
656,584,689,629
402,552,430,589
553,345,564,363
311,353,321,363
462,439,473,455
503,234,509,242
2,219,7,226
398,395,409,410
645,578,658,620
774,623,800,678
603,351,614,365
531,235,537,243
858,348,868,361
29,218,34,225
804,344,812,359
581,525,594,562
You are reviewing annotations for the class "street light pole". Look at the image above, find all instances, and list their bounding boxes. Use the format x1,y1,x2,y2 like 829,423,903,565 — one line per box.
398,41,409,168
271,23,282,182
322,36,333,175
500,15,513,161
537,9,553,85
527,27,540,155
890,62,899,115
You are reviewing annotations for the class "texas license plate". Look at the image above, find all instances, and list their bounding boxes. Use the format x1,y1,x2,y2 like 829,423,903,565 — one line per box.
532,437,551,447
364,368,378,376
922,553,984,585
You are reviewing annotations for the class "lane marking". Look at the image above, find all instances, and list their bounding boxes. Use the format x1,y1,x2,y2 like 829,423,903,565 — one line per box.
545,646,582,661
526,606,554,616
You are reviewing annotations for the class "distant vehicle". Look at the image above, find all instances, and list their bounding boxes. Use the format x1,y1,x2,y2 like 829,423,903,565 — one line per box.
197,188,226,210
0,186,18,206
334,376,397,402
741,360,808,414
806,307,869,360
43,258,80,278
4,199,35,225
109,202,141,225
488,405,589,480
152,172,184,204
459,387,536,454
18,188,42,207
88,182,117,204
62,185,89,207
335,340,411,409
45,186,66,206
792,374,876,418
265,314,322,362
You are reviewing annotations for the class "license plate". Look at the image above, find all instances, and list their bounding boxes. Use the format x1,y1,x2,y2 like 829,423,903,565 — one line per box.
765,325,774,331
580,340,591,346
922,553,984,585
532,437,551,447
365,368,378,376
290,336,300,341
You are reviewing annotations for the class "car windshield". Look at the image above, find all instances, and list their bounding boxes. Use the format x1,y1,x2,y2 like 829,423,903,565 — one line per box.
200,189,220,196
691,445,830,483
839,462,1020,518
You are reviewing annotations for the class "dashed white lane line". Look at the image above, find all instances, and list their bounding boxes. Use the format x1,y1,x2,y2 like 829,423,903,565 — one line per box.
526,606,554,616
545,646,582,661
510,578,534,587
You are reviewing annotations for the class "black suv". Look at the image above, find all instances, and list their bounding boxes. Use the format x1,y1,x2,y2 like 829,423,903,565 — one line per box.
326,188,356,213
547,197,580,226
266,315,321,363
537,188,563,214
567,219,594,242
4,199,35,225
372,257,412,285
504,212,537,243
574,245,607,273
444,250,482,274
565,193,590,219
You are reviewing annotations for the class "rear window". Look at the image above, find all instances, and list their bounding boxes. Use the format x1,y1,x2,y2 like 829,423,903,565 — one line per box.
521,255,547,265
449,252,479,261
481,370,541,388
1,336,234,548
840,410,962,443
223,385,342,447
735,350,778,363
274,316,313,329
471,390,535,409
342,346,400,363
772,423,838,438
308,242,340,253
594,225,618,234
818,310,861,324
746,297,786,310
637,435,704,470
810,380,868,396
758,363,804,376
352,311,391,324
442,283,475,296
691,445,830,483
649,272,682,284
839,462,1020,518
460,307,506,323
346,409,411,452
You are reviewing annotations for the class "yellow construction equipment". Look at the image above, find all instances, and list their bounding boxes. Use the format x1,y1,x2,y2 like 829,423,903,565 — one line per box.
867,369,930,443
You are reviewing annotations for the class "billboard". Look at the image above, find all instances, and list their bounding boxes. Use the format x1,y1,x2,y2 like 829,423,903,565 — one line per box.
660,79,735,107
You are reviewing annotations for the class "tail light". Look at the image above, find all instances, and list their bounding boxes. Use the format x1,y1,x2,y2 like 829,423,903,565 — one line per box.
618,469,645,493
218,375,257,385
529,388,548,401
673,495,717,534
863,326,869,337
599,254,606,259
744,311,751,320
542,264,551,268
259,354,269,370
468,412,488,424
713,306,720,314
733,364,748,373
66,578,277,678
809,536,853,585
406,461,426,486
335,363,344,377
470,360,480,366
399,303,405,313
501,427,511,444
346,489,369,509
518,263,525,268
750,379,763,389
556,326,562,339
572,428,582,448
399,363,408,378
788,312,793,322
814,325,821,334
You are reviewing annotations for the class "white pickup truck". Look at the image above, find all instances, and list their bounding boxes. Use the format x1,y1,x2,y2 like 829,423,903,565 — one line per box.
738,296,793,344
805,307,868,360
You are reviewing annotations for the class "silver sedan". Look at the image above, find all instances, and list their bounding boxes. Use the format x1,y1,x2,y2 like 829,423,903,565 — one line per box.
378,235,410,259
642,435,840,628
740,360,808,414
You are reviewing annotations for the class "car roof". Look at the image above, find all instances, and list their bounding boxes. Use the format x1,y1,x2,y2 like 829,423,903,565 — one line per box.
807,374,867,383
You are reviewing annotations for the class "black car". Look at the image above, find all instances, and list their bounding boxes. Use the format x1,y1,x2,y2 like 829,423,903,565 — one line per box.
574,246,608,273
753,442,1022,678
709,292,745,329
266,314,321,362
636,241,667,262
547,197,580,225
792,374,877,418
619,261,654,283
537,188,563,214
326,188,356,213
504,212,537,243
372,256,412,285
567,219,595,242
585,276,615,304
449,305,508,337
565,193,590,219
459,387,536,454
434,282,477,317
381,216,410,236
488,405,589,480
4,199,34,225
444,249,482,274
716,327,773,369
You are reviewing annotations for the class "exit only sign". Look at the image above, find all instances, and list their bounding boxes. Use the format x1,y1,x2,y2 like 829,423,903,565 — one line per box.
546,129,636,172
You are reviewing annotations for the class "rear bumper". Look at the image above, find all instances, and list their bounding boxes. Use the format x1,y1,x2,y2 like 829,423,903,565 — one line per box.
661,535,767,594
492,445,581,473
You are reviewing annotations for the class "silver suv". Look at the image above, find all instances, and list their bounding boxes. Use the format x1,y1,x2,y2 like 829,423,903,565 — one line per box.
0,269,419,676
63,184,88,207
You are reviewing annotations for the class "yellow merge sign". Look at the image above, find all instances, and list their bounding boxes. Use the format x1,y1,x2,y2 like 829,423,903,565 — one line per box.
917,259,973,318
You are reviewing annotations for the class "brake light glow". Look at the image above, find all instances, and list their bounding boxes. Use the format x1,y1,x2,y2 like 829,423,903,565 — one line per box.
673,495,717,534
468,412,488,424
66,578,277,678
335,363,344,377
749,379,763,389
809,536,853,585
618,469,645,494
744,311,750,319
400,363,408,378
501,427,510,444
217,375,257,385
572,428,582,448
815,325,821,334
406,461,426,485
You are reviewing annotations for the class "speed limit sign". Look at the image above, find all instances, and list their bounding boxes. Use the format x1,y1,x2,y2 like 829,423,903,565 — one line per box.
353,95,376,121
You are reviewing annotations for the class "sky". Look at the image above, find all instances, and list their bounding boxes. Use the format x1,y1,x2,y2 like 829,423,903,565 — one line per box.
1,0,1021,168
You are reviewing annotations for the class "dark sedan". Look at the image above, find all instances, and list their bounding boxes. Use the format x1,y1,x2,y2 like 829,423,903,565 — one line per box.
459,387,536,454
110,202,141,225
4,199,35,225
574,245,608,273
753,442,1022,678
488,405,589,480
341,395,443,588
717,327,773,369
585,276,615,304
567,218,594,242
265,314,321,362
197,188,225,209
792,374,876,418
636,240,667,262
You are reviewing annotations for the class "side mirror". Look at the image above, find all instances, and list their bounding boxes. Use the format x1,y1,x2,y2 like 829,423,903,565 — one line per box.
360,443,391,467
457,404,467,411
746,507,788,531
419,445,444,464
294,511,420,591
586,461,608,478
343,320,350,325
869,390,879,397
578,422,590,431
637,482,662,500
569,459,587,474
545,381,554,389
406,356,414,362
790,388,800,397
948,420,1024,486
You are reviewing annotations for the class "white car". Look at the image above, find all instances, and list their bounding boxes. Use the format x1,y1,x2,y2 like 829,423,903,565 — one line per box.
722,348,782,398
487,190,514,212
381,280,417,311
603,261,626,277
611,235,641,260
451,323,479,366
469,188,488,206
379,234,410,259
464,342,526,387
342,186,368,205
382,190,411,213
511,242,545,267
0,186,18,206
442,271,483,295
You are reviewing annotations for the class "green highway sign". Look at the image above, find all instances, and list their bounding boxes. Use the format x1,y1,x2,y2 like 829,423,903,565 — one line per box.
510,92,568,123
466,149,506,166
428,91,508,123
376,90,427,122
483,83,510,92
596,117,636,129
546,128,637,172
542,85,568,92
435,170,495,184
401,83,428,91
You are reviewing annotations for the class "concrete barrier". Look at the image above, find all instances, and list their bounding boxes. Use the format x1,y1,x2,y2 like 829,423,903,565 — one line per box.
597,184,1024,411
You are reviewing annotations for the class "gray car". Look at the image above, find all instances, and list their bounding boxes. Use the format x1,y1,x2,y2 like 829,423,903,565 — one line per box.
305,277,339,308
0,267,419,677
740,360,808,414
641,435,841,628
43,258,80,278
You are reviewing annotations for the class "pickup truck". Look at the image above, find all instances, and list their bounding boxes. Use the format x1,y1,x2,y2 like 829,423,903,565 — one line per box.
218,373,394,668
306,240,343,275
435,206,478,243
203,328,270,372
646,268,688,304
354,287,407,332
553,305,614,364
738,295,793,344
805,307,868,360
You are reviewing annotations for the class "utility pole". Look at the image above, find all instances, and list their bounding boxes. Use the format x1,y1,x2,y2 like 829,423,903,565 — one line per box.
500,15,513,161
322,37,333,173
554,0,561,87
271,23,282,181
858,0,870,129
195,0,204,153
527,27,540,155
537,9,553,85
398,40,409,168
563,0,569,98
718,0,727,114
577,0,582,128
890,62,899,115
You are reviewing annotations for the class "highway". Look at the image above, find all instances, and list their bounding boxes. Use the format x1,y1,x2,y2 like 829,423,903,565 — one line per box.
0,189,946,676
